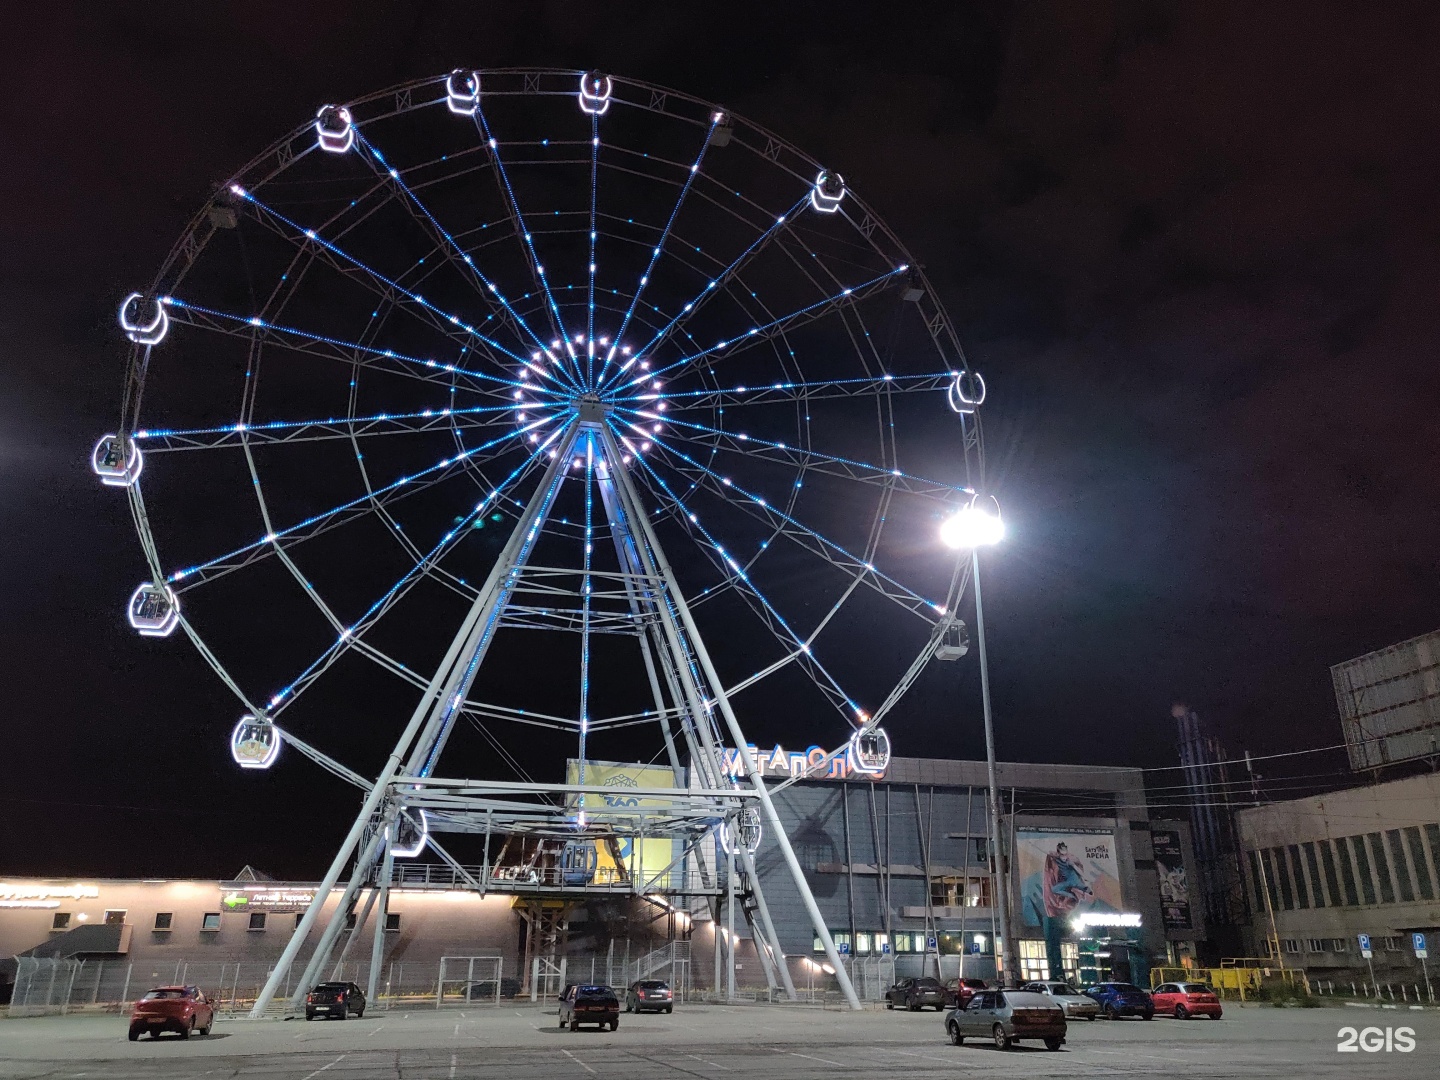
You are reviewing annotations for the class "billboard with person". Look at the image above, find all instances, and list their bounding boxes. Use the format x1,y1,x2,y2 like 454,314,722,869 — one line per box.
1151,829,1192,930
1017,829,1125,928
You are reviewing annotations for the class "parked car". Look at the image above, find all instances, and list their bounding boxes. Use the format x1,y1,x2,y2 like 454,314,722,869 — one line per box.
885,976,948,1011
945,988,1066,1050
128,985,214,1041
625,979,674,1013
305,981,366,1020
944,977,990,1008
1083,981,1154,1020
1150,981,1223,1019
466,977,523,1000
559,984,620,1031
1020,980,1100,1020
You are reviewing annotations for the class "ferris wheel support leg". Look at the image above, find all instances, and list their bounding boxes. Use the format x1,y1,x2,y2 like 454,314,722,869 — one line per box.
330,880,380,980
367,839,395,1004
290,822,389,1010
736,846,796,999
599,429,862,1010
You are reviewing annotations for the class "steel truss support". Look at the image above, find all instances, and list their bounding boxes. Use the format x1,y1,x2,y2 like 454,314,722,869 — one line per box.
250,415,855,1012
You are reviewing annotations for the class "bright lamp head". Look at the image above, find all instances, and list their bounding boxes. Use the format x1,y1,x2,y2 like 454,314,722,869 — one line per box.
940,497,1004,549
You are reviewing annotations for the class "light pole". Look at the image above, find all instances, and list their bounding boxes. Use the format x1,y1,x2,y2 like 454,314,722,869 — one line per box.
941,497,1016,986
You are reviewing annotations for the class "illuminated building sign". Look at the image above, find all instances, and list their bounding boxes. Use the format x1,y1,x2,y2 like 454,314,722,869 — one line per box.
719,743,884,782
222,887,317,913
1071,911,1142,931
0,883,99,909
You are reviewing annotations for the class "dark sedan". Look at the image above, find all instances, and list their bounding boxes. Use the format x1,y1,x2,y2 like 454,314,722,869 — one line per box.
945,989,1066,1050
305,981,366,1021
1083,981,1154,1020
559,984,619,1031
885,976,948,1011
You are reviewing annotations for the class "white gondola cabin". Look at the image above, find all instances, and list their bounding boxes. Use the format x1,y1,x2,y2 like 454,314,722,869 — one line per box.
91,434,143,487
118,292,169,345
934,620,970,661
719,805,762,856
809,170,846,213
314,105,355,154
446,69,480,115
230,714,281,770
127,583,179,637
391,807,428,857
848,726,891,775
578,70,612,115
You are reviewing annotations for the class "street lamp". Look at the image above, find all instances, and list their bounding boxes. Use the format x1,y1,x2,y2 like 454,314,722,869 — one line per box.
940,495,1017,987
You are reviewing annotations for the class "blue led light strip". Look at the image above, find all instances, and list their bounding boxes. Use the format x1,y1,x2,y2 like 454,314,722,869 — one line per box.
608,419,864,720
267,443,551,712
651,371,957,405
163,297,549,394
595,114,721,390
605,193,811,389
618,420,946,615
132,400,525,443
470,106,579,386
615,266,910,392
167,420,545,584
612,404,970,499
586,114,600,389
232,185,531,371
577,431,595,805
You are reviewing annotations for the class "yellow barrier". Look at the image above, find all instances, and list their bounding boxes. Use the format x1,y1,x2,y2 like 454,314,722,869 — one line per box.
1148,961,1307,1001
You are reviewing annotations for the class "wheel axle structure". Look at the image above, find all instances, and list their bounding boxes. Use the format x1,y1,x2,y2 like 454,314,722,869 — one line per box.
95,69,987,1014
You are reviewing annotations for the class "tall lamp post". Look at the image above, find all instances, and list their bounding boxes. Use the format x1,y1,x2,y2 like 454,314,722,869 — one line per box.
941,497,1016,986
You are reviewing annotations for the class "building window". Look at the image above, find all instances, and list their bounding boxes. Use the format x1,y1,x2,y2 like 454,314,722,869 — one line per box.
1426,825,1440,896
855,932,872,955
1380,936,1404,952
893,932,912,952
1018,939,1049,981
1366,832,1395,905
1287,845,1309,909
874,933,889,955
51,912,71,931
1303,842,1327,908
1281,938,1301,955
248,912,267,931
103,909,127,927
1334,837,1361,906
384,913,402,932
1328,937,1350,953
153,912,173,931
1306,938,1326,953
295,912,306,928
1386,830,1415,903
1269,848,1294,910
1259,849,1284,910
201,912,221,931
1406,827,1435,901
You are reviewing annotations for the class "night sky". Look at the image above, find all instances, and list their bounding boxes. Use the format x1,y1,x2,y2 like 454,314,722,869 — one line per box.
5,2,1438,879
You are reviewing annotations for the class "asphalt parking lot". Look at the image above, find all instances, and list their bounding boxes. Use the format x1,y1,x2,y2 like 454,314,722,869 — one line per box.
2,1001,1438,1079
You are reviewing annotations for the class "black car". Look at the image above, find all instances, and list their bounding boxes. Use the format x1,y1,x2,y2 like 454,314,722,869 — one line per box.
559,984,620,1031
466,977,523,1000
625,979,674,1013
305,981,366,1020
886,976,948,1011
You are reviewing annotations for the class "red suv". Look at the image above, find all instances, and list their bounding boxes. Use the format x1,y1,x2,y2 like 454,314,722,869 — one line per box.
128,985,214,1040
944,977,989,1008
1150,981,1223,1019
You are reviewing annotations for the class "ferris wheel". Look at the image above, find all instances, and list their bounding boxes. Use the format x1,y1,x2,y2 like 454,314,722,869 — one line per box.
95,69,986,1012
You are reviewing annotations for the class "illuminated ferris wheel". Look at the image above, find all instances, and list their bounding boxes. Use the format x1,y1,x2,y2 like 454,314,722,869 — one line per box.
95,69,986,1012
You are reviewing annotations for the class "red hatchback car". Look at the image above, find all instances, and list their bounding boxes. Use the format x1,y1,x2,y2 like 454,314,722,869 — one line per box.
129,985,215,1040
1150,981,1223,1019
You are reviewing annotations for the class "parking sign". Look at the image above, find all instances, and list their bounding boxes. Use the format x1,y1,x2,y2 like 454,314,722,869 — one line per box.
928,936,938,950
1414,933,1428,959
881,942,891,955
838,941,850,954
1358,933,1372,958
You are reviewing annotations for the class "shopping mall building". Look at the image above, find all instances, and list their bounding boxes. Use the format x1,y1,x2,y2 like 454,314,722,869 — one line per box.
1,754,1201,1007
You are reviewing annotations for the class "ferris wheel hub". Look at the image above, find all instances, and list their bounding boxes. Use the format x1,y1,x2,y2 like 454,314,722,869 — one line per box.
575,394,611,424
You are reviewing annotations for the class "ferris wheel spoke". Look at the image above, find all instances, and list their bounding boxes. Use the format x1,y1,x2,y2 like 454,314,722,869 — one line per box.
234,185,530,374
167,423,539,590
133,402,521,453
614,193,811,383
632,423,945,622
658,371,956,409
615,266,909,391
345,135,573,381
265,445,551,713
470,105,579,378
595,113,721,389
613,404,969,504
614,419,865,726
162,298,547,399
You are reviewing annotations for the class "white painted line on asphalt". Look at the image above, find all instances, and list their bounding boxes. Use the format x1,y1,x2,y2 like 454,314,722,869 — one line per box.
366,1023,384,1036
299,1054,346,1080
561,1047,597,1074
453,1022,461,1037
685,1052,730,1069
791,1052,848,1067
890,1048,966,1065
449,1051,458,1079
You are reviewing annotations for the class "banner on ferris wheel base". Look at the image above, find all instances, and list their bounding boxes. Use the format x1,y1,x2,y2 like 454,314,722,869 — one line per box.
718,742,885,782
